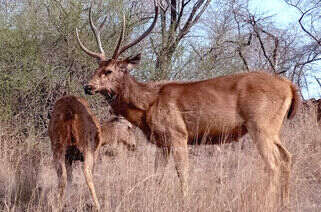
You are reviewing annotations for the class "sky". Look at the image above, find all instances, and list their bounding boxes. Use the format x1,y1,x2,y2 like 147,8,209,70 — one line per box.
249,0,321,99
249,0,300,28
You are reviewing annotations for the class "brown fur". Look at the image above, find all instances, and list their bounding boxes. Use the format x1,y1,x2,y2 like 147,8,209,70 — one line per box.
48,95,137,210
100,116,136,156
288,84,300,119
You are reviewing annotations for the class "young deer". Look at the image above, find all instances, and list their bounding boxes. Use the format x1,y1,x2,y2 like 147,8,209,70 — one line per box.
76,1,299,207
48,95,136,210
48,95,101,209
100,115,136,156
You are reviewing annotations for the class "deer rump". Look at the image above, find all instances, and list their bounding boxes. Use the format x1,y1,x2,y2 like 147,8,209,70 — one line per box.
49,96,99,164
63,111,84,163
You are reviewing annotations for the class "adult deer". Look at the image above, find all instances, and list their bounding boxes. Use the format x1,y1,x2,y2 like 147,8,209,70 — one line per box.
76,2,299,207
48,95,136,210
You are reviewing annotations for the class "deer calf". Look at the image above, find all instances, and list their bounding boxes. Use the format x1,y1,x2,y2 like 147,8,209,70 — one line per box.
48,95,136,210
101,116,136,156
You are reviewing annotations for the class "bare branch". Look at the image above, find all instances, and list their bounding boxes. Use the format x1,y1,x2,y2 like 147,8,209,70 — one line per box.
284,1,321,45
168,0,177,44
160,8,167,48
298,11,321,45
248,15,279,72
175,0,192,30
177,0,211,43
116,5,159,57
315,77,321,88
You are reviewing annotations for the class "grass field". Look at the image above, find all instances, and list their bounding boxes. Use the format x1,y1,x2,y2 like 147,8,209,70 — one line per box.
0,106,320,211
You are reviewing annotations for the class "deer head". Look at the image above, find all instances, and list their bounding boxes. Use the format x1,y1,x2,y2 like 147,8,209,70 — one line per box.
76,2,158,102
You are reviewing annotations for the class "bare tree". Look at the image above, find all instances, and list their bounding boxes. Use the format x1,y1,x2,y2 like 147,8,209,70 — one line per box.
284,0,321,46
284,0,321,96
150,0,212,80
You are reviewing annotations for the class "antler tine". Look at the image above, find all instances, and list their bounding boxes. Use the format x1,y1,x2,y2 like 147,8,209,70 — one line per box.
76,28,103,60
88,4,106,59
76,2,107,61
112,14,126,59
116,3,159,57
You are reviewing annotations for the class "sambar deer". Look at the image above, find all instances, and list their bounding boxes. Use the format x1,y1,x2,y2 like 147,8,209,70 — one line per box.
48,95,101,209
100,115,136,156
48,95,136,210
76,2,299,207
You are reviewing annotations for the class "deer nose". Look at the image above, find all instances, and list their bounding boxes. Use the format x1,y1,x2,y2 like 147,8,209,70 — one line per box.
128,144,136,151
84,85,94,95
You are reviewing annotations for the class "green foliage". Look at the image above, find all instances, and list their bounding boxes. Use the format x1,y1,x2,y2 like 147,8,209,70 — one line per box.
0,0,149,135
0,0,84,131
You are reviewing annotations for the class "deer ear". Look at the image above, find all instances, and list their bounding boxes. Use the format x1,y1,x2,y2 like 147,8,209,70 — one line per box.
122,54,141,70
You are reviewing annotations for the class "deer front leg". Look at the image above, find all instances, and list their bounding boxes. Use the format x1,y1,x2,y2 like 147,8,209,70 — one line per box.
148,103,189,198
172,141,189,198
154,146,170,185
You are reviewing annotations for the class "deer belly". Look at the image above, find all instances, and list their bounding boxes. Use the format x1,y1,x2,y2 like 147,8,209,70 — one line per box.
188,125,247,145
183,110,245,142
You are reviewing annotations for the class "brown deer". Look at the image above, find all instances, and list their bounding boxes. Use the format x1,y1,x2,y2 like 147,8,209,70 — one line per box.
76,3,299,207
48,95,101,209
100,115,136,156
48,95,136,210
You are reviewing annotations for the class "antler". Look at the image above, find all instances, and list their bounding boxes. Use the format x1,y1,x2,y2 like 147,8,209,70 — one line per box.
112,15,126,59
76,2,158,61
76,3,107,61
112,3,159,59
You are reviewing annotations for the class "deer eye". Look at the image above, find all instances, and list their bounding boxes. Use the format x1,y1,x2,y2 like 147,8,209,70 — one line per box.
102,70,112,75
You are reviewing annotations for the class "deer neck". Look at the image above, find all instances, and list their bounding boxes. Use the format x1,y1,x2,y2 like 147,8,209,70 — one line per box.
110,74,159,130
120,74,159,111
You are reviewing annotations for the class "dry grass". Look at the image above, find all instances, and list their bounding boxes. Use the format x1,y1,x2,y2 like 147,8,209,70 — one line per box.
0,108,320,212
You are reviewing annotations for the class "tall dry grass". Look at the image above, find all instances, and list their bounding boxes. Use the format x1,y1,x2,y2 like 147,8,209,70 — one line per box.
0,107,320,212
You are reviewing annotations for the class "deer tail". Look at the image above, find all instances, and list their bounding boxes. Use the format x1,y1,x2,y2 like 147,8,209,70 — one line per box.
287,84,300,119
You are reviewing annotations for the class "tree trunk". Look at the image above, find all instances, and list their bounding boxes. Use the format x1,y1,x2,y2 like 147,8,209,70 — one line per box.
154,49,175,80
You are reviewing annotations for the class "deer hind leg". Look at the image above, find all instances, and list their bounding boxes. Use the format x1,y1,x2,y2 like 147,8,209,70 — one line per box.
65,154,73,187
247,125,283,207
154,146,170,185
274,137,291,207
53,152,67,207
257,134,291,208
83,150,100,210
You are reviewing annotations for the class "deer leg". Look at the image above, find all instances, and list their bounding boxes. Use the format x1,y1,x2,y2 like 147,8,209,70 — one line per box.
274,137,291,207
172,142,189,198
65,156,73,186
53,152,67,207
83,150,100,210
248,125,282,208
154,146,170,185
